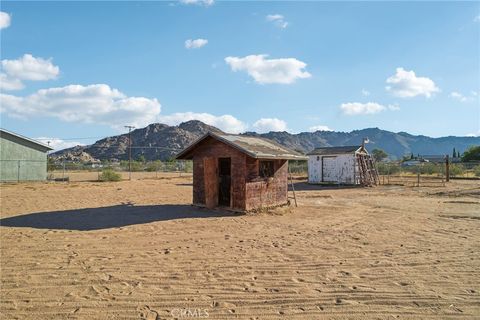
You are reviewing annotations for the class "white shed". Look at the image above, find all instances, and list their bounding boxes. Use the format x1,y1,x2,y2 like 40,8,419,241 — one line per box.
307,146,368,185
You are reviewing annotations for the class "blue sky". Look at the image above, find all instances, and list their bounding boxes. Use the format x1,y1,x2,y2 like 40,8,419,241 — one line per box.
0,1,479,150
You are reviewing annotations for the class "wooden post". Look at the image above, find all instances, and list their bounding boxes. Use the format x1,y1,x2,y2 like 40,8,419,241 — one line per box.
445,155,450,182
288,165,297,207
417,172,420,187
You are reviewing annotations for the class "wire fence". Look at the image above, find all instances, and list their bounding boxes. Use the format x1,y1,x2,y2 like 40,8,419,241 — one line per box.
377,161,480,187
3,158,479,185
47,160,193,182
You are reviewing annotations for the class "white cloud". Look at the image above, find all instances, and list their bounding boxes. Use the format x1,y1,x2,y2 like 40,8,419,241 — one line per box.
0,11,11,29
225,54,311,84
449,91,468,102
474,15,480,22
449,91,478,103
385,67,439,98
309,125,333,132
0,84,161,129
179,0,214,6
1,54,60,81
35,137,85,151
158,112,247,134
185,38,208,49
266,14,288,29
361,89,370,96
252,118,288,133
340,102,400,115
0,73,24,91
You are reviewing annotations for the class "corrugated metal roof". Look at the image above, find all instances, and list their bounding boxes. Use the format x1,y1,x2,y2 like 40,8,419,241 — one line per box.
307,145,363,155
176,132,307,160
0,128,53,151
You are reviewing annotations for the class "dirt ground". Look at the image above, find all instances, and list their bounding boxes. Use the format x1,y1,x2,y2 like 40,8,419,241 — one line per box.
1,175,479,319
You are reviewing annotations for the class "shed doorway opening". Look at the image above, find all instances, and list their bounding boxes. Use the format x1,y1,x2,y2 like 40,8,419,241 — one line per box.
218,158,231,207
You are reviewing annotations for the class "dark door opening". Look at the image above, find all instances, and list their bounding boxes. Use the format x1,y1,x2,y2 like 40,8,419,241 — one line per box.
218,158,231,207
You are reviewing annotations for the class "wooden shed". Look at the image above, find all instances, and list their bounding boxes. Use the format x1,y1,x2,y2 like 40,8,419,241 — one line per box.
176,132,306,212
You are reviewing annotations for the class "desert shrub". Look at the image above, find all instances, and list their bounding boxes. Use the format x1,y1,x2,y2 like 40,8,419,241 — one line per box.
146,161,162,172
474,165,480,177
377,163,401,175
420,163,443,175
449,164,464,177
99,168,121,181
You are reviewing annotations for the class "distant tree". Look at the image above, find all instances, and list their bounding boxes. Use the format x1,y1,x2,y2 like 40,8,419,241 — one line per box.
47,157,56,172
453,147,456,158
461,145,480,162
372,148,388,162
410,153,414,160
137,155,146,163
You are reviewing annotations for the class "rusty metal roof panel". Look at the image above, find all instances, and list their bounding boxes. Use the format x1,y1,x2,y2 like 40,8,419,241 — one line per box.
217,134,307,160
176,132,307,160
307,145,363,155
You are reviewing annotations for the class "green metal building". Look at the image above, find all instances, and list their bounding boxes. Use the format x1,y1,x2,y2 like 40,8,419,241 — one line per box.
0,129,53,182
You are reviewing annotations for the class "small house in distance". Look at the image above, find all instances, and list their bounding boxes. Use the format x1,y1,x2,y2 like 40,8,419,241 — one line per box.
176,132,307,212
1,128,53,182
307,145,377,185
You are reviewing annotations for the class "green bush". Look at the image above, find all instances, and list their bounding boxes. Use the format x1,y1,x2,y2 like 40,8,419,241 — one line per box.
99,168,122,181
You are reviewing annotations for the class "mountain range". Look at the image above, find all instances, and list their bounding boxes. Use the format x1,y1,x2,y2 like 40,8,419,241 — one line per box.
51,120,480,161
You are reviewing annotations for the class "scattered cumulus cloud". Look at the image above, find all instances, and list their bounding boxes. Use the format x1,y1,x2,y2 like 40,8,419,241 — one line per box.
0,54,60,91
385,67,439,98
340,102,399,115
179,0,214,6
252,118,288,133
225,54,311,84
361,89,370,96
474,15,480,22
0,84,161,129
266,14,288,29
185,38,208,49
449,91,477,103
0,73,24,91
2,54,60,81
309,125,333,132
35,137,85,151
0,11,11,29
449,91,468,102
158,112,247,134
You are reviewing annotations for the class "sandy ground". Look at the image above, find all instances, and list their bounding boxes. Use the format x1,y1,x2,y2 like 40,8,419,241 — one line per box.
1,176,479,319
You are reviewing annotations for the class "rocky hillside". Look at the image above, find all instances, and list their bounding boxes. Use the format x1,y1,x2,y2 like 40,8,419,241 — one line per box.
51,121,480,161
51,120,223,162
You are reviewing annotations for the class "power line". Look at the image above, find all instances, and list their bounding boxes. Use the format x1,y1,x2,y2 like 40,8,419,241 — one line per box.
36,136,107,141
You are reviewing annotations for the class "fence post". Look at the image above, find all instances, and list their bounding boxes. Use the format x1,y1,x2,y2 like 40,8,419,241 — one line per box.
62,160,66,182
417,172,420,187
445,155,450,182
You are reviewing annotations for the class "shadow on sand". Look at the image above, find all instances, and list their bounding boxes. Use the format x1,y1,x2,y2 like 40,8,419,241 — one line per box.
0,204,241,231
289,181,362,191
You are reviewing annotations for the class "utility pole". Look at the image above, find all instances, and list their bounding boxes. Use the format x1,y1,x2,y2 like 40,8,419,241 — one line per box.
124,125,135,180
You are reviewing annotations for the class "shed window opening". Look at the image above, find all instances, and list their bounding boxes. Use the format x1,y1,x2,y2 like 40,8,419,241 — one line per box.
259,160,274,178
